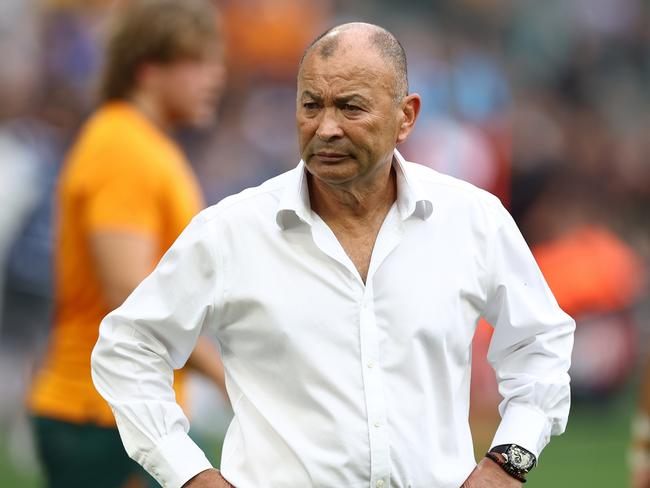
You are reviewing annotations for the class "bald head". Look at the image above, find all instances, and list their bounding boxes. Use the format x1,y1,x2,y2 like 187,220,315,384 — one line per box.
299,23,408,102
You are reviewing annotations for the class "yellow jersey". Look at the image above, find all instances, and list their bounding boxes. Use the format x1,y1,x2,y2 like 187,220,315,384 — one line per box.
28,102,204,426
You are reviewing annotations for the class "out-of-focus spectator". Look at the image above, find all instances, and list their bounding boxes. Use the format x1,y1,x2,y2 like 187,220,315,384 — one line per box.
521,171,646,397
534,225,644,319
0,0,41,293
220,0,331,81
0,131,41,331
26,1,228,487
534,223,644,398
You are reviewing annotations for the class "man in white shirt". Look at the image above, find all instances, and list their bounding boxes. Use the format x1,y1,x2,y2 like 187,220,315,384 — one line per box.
91,22,574,488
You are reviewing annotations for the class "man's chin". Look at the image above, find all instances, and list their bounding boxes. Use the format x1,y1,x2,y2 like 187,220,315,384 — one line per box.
192,113,217,128
306,163,359,187
176,109,217,129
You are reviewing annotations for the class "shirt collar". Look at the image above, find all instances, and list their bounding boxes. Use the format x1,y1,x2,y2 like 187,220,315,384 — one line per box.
275,149,433,230
393,148,434,221
275,161,314,230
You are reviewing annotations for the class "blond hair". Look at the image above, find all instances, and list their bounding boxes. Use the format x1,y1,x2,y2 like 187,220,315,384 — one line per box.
99,0,219,101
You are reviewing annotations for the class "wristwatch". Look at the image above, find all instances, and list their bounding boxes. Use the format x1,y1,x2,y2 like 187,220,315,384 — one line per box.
485,444,537,483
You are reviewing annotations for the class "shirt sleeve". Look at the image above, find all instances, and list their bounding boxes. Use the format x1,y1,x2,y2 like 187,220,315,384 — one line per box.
83,154,161,235
91,212,222,488
481,198,575,460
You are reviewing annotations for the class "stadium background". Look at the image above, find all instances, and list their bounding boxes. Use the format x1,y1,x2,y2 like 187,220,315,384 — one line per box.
0,0,648,486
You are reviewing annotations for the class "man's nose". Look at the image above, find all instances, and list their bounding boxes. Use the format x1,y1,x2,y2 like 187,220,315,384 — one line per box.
315,108,343,141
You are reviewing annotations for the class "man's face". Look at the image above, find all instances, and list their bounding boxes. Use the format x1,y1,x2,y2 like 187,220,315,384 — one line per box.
156,51,225,127
296,44,403,188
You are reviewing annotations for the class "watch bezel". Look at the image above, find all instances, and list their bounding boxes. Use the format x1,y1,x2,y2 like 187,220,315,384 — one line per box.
505,444,536,472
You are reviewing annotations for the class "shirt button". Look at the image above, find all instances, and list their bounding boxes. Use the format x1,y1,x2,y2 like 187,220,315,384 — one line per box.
367,360,374,369
376,480,385,488
373,421,381,428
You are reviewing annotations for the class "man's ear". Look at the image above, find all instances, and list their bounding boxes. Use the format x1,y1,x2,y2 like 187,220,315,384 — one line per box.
396,93,421,144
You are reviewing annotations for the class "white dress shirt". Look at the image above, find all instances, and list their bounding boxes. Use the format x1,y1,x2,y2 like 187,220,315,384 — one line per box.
91,150,574,488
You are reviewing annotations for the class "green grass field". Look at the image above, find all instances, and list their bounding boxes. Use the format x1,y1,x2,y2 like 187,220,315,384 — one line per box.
527,390,633,487
0,450,41,488
0,388,635,487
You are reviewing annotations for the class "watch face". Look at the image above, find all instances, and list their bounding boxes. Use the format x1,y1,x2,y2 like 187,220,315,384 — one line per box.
507,445,535,471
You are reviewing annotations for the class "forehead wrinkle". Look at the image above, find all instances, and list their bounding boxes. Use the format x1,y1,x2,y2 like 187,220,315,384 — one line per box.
299,67,390,92
334,93,370,104
298,51,396,104
298,81,380,103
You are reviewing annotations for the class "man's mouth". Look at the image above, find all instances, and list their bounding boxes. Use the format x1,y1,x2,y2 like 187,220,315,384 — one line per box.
314,152,348,163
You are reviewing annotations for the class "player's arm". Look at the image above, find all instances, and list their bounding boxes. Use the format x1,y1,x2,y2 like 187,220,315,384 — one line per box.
91,231,156,311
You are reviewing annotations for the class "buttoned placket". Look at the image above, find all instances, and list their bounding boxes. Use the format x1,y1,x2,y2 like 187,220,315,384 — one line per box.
310,204,404,487
358,284,390,488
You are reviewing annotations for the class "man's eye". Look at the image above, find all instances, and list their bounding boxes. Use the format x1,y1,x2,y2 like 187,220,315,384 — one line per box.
343,104,360,112
303,102,319,110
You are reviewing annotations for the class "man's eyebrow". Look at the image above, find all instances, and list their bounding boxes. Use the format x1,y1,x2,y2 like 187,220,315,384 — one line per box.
300,91,371,105
300,90,322,101
334,94,370,105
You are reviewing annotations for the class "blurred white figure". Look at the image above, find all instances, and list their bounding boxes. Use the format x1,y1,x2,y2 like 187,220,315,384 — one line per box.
0,131,40,337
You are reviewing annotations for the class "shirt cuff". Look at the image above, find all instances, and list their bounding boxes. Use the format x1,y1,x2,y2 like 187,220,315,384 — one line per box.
490,403,552,460
142,430,213,488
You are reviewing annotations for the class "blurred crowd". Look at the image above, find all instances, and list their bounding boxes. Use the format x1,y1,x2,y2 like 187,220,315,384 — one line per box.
0,0,648,484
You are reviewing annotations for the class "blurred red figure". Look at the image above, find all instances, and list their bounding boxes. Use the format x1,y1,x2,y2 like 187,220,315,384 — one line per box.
534,225,644,318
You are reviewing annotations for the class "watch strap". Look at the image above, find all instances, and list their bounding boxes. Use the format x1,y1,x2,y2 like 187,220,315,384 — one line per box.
485,451,527,483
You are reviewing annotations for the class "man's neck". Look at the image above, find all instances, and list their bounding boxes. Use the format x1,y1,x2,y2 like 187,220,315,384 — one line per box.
128,90,171,132
308,161,397,228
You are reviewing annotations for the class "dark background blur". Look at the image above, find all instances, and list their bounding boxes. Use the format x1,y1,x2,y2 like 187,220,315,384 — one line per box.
0,0,648,486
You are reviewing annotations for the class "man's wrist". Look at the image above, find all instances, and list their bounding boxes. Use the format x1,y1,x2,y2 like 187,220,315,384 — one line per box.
182,468,234,487
463,458,524,487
